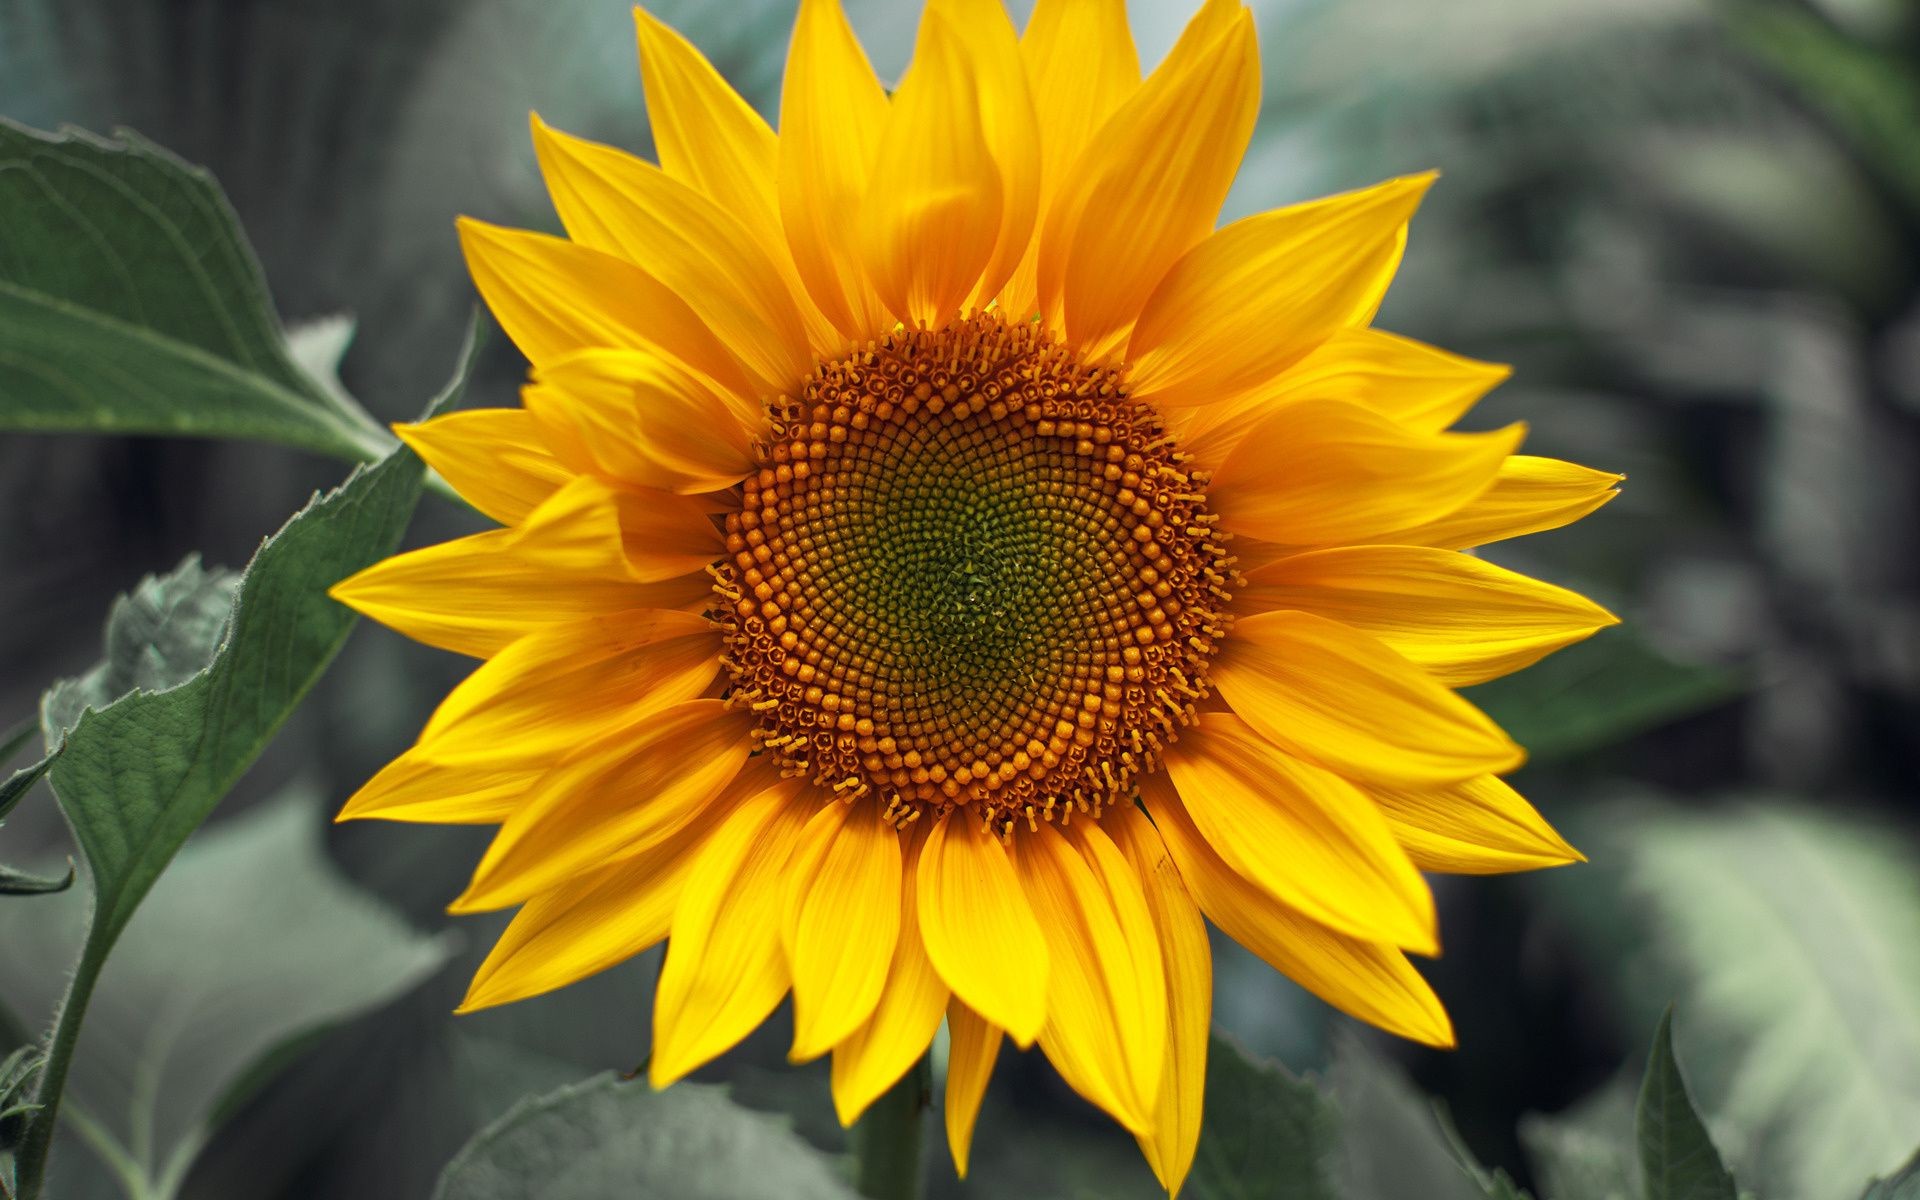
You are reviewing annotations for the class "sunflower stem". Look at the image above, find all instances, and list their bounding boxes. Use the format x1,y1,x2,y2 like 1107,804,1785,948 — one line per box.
852,1055,930,1200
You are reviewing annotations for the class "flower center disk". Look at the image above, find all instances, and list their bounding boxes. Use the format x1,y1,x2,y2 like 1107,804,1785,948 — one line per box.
716,314,1233,835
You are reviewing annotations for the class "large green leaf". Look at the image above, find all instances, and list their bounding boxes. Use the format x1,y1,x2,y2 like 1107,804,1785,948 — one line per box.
431,1074,861,1200
1558,799,1920,1200
0,794,452,1200
40,410,453,948
0,119,392,462
1638,1011,1738,1200
1188,1035,1341,1200
5,327,476,1196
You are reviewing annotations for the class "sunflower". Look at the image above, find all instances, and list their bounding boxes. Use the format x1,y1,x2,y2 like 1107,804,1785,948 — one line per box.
331,0,1619,1190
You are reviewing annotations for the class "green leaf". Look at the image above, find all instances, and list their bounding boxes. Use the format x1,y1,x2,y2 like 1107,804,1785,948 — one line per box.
37,558,239,751
1326,1032,1528,1200
1188,1034,1341,1200
1638,1011,1737,1200
0,723,33,772
0,1046,45,1146
39,323,470,955
0,119,393,462
1554,799,1920,1200
0,730,71,893
1729,4,1920,218
7,324,478,1197
1860,1148,1920,1200
0,793,451,1199
1466,628,1745,761
1518,1073,1639,1200
0,860,73,898
2,703,70,897
431,1074,862,1200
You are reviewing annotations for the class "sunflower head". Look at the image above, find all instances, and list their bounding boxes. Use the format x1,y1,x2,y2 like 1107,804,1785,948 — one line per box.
721,312,1231,835
331,0,1619,1191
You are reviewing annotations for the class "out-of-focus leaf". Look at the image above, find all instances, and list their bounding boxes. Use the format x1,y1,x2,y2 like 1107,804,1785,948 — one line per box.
5,326,476,1193
1859,1149,1920,1200
1556,799,1920,1200
1638,1011,1737,1200
431,1074,861,1200
1518,1073,1639,1200
0,723,33,771
0,119,392,462
1730,4,1920,216
1467,628,1745,761
0,794,452,1199
1327,1033,1525,1200
1189,1035,1341,1200
1625,128,1904,309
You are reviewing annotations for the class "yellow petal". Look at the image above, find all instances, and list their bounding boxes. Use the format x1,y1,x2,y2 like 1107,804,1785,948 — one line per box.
1373,774,1584,875
506,475,720,586
778,0,891,340
1162,712,1436,953
1142,773,1455,1047
453,699,753,911
457,811,713,1012
1001,0,1139,319
784,796,904,1062
392,409,572,527
1210,399,1525,546
633,6,778,232
925,0,1039,312
1177,327,1512,468
454,217,750,399
329,526,707,659
862,15,1004,329
632,6,843,356
337,752,536,824
651,775,813,1087
1020,820,1165,1138
1276,328,1511,434
944,999,1003,1178
1106,805,1211,1197
830,826,950,1126
1239,546,1618,687
1127,174,1434,408
1380,455,1625,550
1037,4,1259,358
530,115,811,398
1214,610,1524,787
525,348,758,494
916,810,1049,1047
411,609,718,766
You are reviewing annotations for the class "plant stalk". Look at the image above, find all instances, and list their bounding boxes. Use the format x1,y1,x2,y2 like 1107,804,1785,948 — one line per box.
852,1055,931,1200
11,923,111,1199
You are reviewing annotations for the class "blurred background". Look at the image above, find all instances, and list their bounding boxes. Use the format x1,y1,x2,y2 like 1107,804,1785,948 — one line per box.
3,0,1918,1196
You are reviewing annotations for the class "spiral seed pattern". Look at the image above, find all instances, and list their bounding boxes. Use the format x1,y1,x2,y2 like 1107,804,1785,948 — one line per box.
714,314,1233,837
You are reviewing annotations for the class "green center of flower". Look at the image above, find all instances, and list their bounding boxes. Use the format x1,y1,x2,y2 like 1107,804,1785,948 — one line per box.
715,314,1233,835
